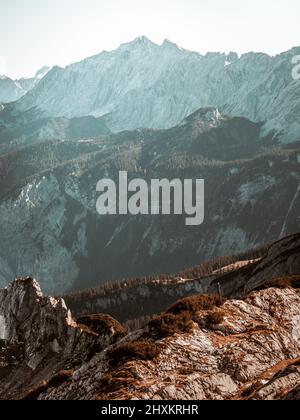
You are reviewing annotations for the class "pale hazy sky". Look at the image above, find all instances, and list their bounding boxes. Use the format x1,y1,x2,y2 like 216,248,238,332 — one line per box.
0,0,299,79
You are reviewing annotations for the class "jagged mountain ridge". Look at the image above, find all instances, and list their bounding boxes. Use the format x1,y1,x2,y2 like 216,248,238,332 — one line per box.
0,67,50,104
0,77,24,104
0,234,299,400
14,37,300,142
0,107,299,294
63,233,300,323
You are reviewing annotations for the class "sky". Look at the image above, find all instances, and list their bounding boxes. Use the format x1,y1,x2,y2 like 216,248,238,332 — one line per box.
0,0,299,79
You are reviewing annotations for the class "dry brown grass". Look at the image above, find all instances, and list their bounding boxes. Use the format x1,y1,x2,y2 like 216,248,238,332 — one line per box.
268,276,300,289
205,310,225,326
77,313,127,339
166,293,226,315
147,311,194,338
145,293,227,338
20,370,74,400
96,369,138,398
108,340,162,368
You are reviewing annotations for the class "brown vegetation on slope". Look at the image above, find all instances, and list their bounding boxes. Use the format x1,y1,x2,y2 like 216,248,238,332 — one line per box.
76,314,127,339
108,341,162,368
146,294,226,338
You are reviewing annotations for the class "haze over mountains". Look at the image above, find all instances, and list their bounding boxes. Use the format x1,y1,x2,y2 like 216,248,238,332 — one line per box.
0,106,299,294
0,35,300,401
8,37,300,143
0,37,299,294
0,66,50,103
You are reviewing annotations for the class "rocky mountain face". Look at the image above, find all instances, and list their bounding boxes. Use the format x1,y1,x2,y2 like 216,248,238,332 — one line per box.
57,286,300,401
0,41,300,295
0,76,25,104
0,236,299,400
14,38,300,142
0,67,50,104
0,277,126,399
17,67,51,93
0,107,299,294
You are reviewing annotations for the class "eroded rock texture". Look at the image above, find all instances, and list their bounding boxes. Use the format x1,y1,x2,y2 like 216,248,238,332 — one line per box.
0,274,300,400
0,278,126,399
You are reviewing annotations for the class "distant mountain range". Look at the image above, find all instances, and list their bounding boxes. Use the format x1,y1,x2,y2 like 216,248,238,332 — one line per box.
9,37,300,143
0,66,50,103
0,106,299,294
0,38,299,294
1,36,300,402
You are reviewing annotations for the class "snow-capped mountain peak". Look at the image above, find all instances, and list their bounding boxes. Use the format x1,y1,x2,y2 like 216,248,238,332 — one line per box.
132,35,154,44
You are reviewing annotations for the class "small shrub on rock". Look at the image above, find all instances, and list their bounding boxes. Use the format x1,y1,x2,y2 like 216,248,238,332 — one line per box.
108,340,161,367
147,311,194,338
76,314,127,340
205,310,225,326
167,293,226,316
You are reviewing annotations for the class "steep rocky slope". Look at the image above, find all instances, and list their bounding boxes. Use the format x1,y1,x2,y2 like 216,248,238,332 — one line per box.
0,77,25,104
0,108,299,294
52,285,300,401
0,278,126,399
14,38,300,142
0,263,299,400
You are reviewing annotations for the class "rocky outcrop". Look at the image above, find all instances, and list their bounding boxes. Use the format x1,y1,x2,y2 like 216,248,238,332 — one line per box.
210,232,300,297
0,274,300,400
0,277,126,399
34,282,300,400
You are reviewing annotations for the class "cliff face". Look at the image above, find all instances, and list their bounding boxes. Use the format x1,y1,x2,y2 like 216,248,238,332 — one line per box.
0,107,299,295
37,285,300,401
0,272,300,400
0,278,126,399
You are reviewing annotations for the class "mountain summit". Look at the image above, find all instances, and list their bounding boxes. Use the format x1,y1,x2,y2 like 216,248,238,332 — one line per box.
13,38,300,142
0,66,51,103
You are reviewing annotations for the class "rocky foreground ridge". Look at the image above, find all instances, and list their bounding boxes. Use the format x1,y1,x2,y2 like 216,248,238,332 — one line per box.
0,253,300,399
